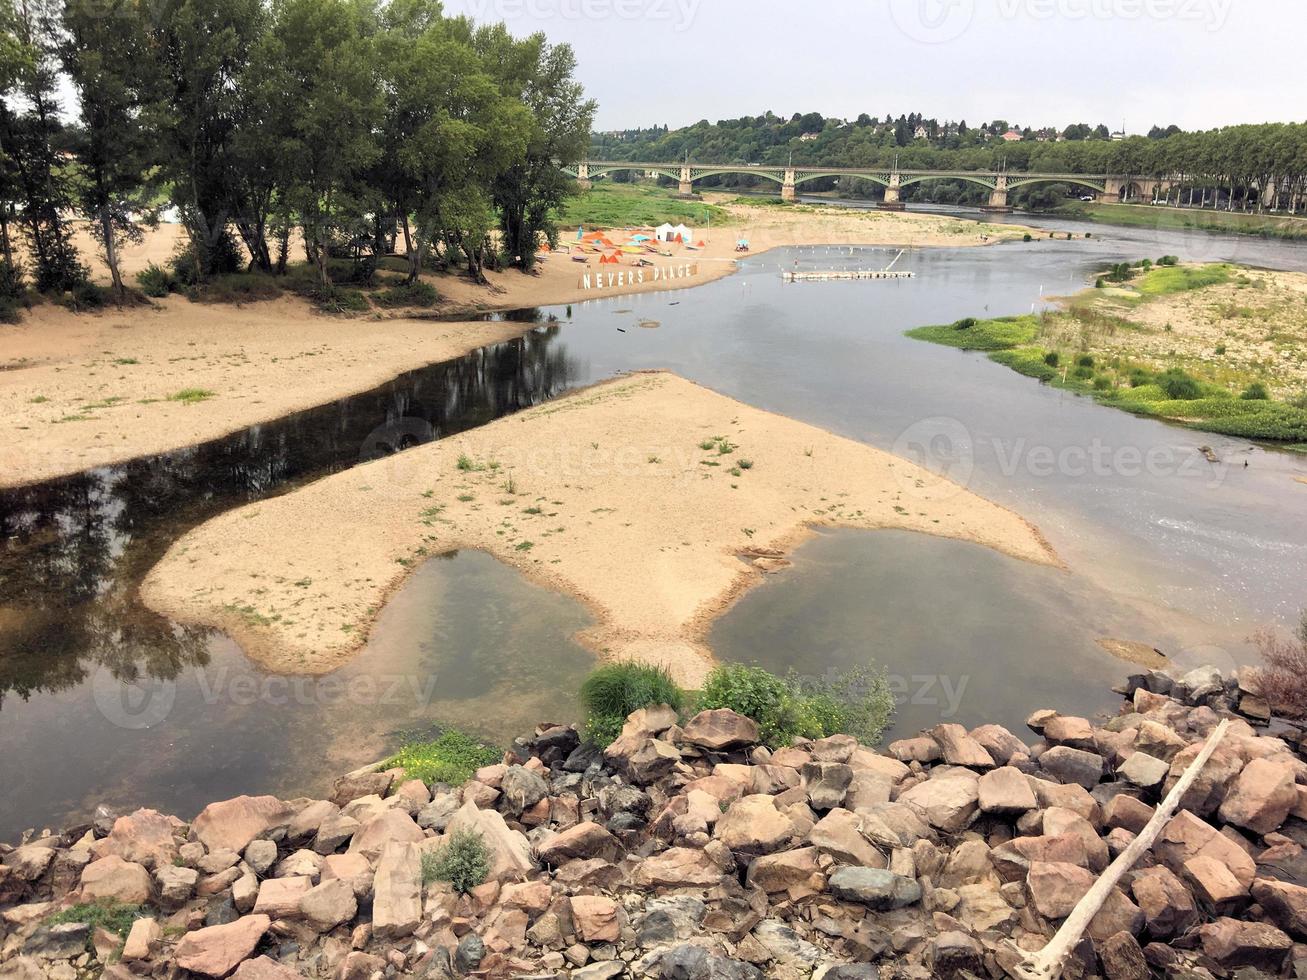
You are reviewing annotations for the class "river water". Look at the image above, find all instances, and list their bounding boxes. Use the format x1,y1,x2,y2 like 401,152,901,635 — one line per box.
2,212,1305,838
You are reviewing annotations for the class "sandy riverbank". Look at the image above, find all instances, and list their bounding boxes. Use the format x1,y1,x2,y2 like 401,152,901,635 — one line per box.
141,371,1059,685
2,204,1043,489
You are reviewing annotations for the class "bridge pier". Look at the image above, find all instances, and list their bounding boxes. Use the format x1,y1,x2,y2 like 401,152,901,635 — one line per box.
879,185,905,211
981,179,1011,213
782,183,797,202
678,181,695,196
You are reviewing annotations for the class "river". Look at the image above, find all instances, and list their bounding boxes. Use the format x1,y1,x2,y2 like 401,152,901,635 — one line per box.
1,211,1305,838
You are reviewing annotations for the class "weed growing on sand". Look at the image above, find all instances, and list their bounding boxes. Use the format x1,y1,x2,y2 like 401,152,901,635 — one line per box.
580,662,684,746
422,829,490,893
383,730,499,785
738,458,754,470
28,395,48,404
168,388,216,404
514,540,534,552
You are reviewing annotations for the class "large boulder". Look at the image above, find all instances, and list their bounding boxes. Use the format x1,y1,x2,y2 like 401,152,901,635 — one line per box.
500,766,549,816
827,867,922,910
1198,917,1292,973
978,767,1037,814
570,895,620,943
537,822,622,865
897,770,979,833
745,847,825,896
633,847,727,888
251,876,311,918
174,914,271,977
714,795,795,854
806,808,884,868
1129,866,1198,939
1038,746,1104,790
1154,810,1255,889
371,841,421,939
192,796,293,853
347,810,424,862
89,809,180,870
78,856,153,905
1251,879,1307,939
1027,861,1094,919
446,801,535,879
1217,757,1296,834
930,724,995,769
681,710,760,751
298,878,357,932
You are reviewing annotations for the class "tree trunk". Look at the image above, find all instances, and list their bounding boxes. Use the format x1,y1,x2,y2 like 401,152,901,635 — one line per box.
99,206,123,301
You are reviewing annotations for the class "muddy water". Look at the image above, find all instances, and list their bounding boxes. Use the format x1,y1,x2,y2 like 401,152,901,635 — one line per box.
2,218,1306,838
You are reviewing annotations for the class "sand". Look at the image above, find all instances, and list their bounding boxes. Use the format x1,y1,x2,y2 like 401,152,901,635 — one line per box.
2,203,1044,489
141,371,1059,685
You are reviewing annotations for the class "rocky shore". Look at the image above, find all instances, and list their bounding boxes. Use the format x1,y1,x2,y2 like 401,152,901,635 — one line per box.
2,664,1304,980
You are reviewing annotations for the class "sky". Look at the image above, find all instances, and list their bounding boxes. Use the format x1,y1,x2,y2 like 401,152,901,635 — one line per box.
443,0,1305,135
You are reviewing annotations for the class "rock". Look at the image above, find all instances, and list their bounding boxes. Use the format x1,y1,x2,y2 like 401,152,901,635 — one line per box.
233,872,258,914
575,963,625,980
1119,751,1169,792
538,821,622,864
1155,810,1255,888
807,808,884,868
252,875,311,918
78,855,153,905
371,841,421,938
681,709,760,751
889,737,941,764
3,844,56,881
620,704,679,739
24,922,89,960
1098,930,1148,980
89,809,180,870
633,847,727,888
660,943,762,980
1183,853,1247,909
321,853,373,899
827,866,921,909
746,846,825,897
1218,757,1297,835
243,839,278,875
1043,715,1097,751
312,813,360,855
801,761,852,810
174,914,271,977
274,848,323,880
231,957,305,979
299,878,357,932
930,724,995,769
1104,793,1152,834
978,766,1038,814
1130,866,1198,938
330,770,392,806
155,863,199,908
714,795,795,854
1027,861,1094,919
1198,916,1292,973
120,917,160,962
897,770,979,833
606,736,681,785
754,918,822,966
286,799,337,841
928,930,982,980
1087,887,1144,941
501,765,550,816
417,794,459,832
192,796,292,853
347,809,423,862
571,894,620,943
1039,746,1104,790
446,800,536,879
1251,878,1307,938
455,933,486,972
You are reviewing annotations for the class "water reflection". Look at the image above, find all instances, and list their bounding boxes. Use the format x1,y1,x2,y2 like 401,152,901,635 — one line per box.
0,327,581,713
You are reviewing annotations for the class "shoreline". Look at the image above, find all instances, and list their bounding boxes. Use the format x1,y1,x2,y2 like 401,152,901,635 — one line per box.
1,204,1044,490
140,372,1060,685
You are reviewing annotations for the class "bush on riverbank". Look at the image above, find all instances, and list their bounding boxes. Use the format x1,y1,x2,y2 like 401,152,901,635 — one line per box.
580,662,685,746
905,314,1039,351
1051,201,1307,241
421,828,490,894
383,730,500,785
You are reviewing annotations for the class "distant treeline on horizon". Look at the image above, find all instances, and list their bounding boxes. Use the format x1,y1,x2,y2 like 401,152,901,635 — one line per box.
590,112,1307,212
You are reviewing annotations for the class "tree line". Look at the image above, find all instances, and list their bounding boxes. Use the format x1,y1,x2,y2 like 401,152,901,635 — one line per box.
594,114,1307,214
0,0,595,310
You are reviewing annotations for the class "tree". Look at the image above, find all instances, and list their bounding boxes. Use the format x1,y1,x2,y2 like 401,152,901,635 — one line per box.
3,0,85,293
477,26,594,271
261,0,379,291
60,0,159,299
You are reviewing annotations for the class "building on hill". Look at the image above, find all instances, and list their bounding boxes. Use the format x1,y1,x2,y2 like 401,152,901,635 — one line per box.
1001,130,1023,142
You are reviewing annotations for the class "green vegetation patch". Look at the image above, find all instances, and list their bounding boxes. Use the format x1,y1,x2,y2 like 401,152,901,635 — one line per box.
580,662,684,746
421,828,490,893
906,315,1040,351
555,181,726,229
47,900,143,938
168,388,216,404
382,730,500,785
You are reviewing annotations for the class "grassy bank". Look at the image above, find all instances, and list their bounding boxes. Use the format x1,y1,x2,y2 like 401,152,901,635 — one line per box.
555,181,728,229
1050,201,1307,241
906,262,1307,446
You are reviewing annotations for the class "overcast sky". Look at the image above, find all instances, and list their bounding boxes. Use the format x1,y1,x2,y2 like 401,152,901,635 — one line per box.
447,0,1303,134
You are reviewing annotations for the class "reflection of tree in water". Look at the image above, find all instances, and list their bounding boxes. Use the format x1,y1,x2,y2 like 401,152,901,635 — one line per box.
0,327,579,707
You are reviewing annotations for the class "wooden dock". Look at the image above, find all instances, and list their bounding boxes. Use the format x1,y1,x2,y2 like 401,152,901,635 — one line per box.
782,269,915,282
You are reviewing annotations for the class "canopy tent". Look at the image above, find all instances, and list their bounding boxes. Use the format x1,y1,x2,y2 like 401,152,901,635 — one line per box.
654,223,676,242
671,224,693,241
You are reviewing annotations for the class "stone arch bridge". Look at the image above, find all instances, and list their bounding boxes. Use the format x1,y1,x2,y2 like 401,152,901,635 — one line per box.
562,161,1171,211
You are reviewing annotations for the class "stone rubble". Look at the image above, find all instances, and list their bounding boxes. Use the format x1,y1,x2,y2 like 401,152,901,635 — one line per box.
4,664,1307,978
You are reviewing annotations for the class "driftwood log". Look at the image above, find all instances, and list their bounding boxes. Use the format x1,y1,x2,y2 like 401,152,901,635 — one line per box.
1008,717,1232,980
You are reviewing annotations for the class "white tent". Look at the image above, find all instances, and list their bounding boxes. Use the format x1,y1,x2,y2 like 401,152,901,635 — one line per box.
654,223,675,242
671,223,693,242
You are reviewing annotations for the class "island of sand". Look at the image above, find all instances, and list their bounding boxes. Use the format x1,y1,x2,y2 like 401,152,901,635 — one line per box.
141,372,1059,685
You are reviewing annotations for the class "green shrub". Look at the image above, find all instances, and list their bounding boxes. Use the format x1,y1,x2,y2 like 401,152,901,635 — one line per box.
1240,381,1270,400
383,730,500,785
1127,367,1154,388
953,317,977,330
314,287,370,314
1093,375,1112,391
1094,277,1105,288
1072,365,1094,380
1214,344,1226,355
580,662,684,746
1157,368,1202,400
1076,354,1095,368
47,900,142,938
136,262,174,298
1022,233,1032,242
696,663,894,748
421,828,489,893
373,280,439,308
1043,351,1060,368
1158,254,1179,266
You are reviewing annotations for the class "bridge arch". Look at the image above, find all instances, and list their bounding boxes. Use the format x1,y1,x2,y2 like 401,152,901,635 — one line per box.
897,172,997,191
793,171,889,188
587,164,683,183
689,167,787,186
1006,175,1107,194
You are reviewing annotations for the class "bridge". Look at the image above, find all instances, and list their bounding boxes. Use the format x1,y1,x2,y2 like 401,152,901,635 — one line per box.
561,161,1174,211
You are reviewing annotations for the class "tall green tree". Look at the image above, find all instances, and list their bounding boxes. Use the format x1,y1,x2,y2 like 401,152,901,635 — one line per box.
3,0,85,293
260,0,380,291
475,25,594,270
60,0,159,299
0,0,26,294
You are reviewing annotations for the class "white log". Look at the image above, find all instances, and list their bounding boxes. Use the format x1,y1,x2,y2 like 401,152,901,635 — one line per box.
1008,717,1231,980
